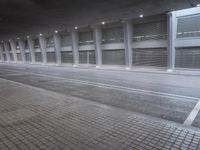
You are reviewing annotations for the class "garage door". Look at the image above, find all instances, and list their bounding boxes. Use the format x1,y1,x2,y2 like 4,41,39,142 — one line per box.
35,52,42,62
47,52,56,63
61,51,73,64
25,53,31,62
175,47,200,69
132,48,167,67
102,50,125,65
17,53,22,61
10,53,14,61
79,51,96,64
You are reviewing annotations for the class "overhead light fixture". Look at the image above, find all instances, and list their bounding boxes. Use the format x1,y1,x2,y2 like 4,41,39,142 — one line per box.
17,37,20,40
55,30,58,33
197,4,200,7
139,14,144,18
101,21,105,25
39,33,43,36
27,35,30,38
75,26,78,30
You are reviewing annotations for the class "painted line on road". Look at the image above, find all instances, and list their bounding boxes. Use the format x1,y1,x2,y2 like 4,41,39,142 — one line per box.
0,68,198,101
184,99,200,126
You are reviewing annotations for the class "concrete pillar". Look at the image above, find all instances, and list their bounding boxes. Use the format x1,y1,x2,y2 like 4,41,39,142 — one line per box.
71,31,79,66
54,34,61,65
167,12,176,71
39,36,47,64
93,25,102,67
0,44,4,62
10,40,18,62
123,20,133,69
18,40,26,63
3,42,10,62
27,38,36,64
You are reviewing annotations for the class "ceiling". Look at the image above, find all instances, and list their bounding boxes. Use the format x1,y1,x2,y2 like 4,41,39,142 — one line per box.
0,0,199,40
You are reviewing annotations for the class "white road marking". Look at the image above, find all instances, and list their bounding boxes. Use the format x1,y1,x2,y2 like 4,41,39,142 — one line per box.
0,68,198,101
184,99,200,126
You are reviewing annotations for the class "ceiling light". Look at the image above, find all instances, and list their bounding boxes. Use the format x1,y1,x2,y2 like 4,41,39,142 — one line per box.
75,26,78,30
17,37,20,40
197,4,200,7
139,14,144,18
101,21,105,25
55,30,58,33
27,35,30,38
39,33,43,36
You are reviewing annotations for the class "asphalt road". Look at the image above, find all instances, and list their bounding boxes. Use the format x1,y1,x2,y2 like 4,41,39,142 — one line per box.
0,63,200,128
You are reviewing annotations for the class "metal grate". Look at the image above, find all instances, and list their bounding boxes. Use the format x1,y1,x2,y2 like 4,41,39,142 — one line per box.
25,53,31,62
61,51,73,63
79,31,94,45
35,52,42,62
177,15,200,38
61,34,72,47
132,48,167,67
175,47,200,69
17,53,22,61
102,26,124,44
133,21,167,41
79,51,96,64
102,50,125,65
47,52,56,63
89,51,96,64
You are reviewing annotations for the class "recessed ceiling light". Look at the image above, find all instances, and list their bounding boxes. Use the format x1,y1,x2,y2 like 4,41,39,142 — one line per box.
75,26,78,30
55,30,58,33
101,21,105,25
197,4,200,7
39,33,43,36
139,14,144,18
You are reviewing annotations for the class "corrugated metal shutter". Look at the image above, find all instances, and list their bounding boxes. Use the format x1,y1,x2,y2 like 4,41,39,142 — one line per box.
61,51,73,63
133,21,167,41
35,52,42,62
89,51,96,64
3,54,7,61
10,53,14,61
177,15,200,39
47,52,56,63
79,51,87,64
102,50,125,65
175,47,200,69
17,53,22,61
133,48,167,67
25,53,31,62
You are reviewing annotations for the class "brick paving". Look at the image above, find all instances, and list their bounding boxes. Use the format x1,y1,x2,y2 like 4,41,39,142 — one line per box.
0,78,200,150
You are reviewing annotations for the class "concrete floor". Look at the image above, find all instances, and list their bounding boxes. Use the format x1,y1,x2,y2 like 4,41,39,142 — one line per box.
0,63,200,149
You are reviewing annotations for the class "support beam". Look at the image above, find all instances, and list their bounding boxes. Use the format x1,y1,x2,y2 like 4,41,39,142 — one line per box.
39,36,47,64
10,40,18,62
27,38,36,64
71,31,79,66
93,25,102,67
123,20,133,69
18,40,26,63
3,42,11,62
0,44,4,62
54,34,61,65
167,12,176,71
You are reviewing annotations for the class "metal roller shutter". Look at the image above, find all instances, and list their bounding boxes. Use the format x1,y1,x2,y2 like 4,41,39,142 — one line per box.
47,52,56,63
61,51,73,63
175,48,200,69
35,52,42,62
89,51,96,64
133,48,167,67
3,54,7,61
25,53,31,62
102,50,125,65
17,53,22,61
10,53,14,61
79,51,87,64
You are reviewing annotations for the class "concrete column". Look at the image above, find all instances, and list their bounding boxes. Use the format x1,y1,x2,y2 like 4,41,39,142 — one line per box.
93,25,102,67
54,34,61,65
27,38,36,64
0,44,4,62
3,42,10,62
39,36,47,64
123,20,133,69
18,40,26,63
71,31,79,66
167,12,176,71
10,40,18,62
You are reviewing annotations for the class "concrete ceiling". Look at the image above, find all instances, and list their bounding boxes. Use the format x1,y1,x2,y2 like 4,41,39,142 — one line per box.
0,0,200,40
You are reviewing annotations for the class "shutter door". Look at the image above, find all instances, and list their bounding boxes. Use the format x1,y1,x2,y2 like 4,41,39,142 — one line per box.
61,51,73,63
79,51,87,64
175,48,200,69
102,50,125,65
47,52,56,63
3,54,7,61
10,53,14,61
133,48,167,67
35,52,42,62
25,53,31,62
89,51,96,64
17,53,22,61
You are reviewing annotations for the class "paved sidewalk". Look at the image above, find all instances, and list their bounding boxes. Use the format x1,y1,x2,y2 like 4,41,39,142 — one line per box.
0,78,200,150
